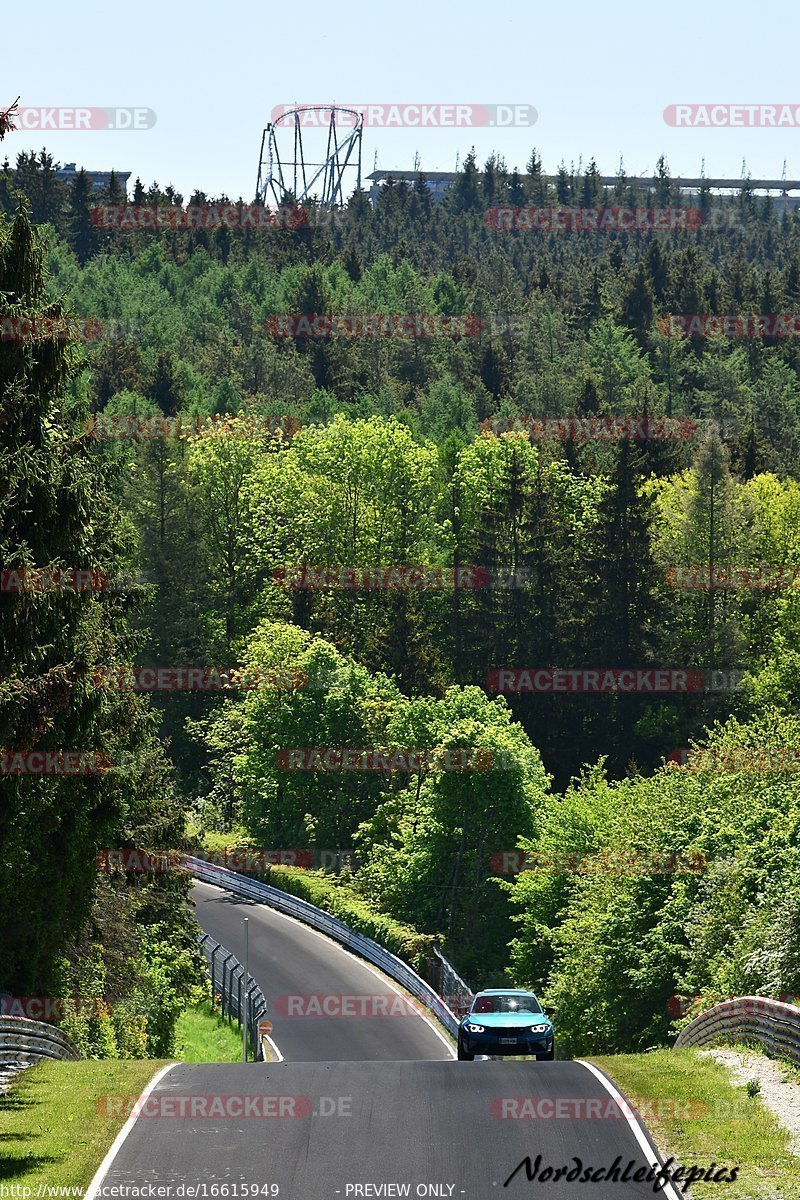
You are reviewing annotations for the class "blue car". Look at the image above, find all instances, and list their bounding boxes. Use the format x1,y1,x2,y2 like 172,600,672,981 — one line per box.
457,989,555,1060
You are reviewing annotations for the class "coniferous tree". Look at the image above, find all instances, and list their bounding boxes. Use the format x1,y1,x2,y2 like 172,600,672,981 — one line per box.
68,168,97,264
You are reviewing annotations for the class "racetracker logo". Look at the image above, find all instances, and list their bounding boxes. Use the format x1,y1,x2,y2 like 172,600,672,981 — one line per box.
96,1094,319,1119
664,103,800,127
275,994,432,1018
486,668,745,693
273,566,494,590
275,747,495,772
0,568,112,593
265,315,482,338
667,993,800,1017
659,314,800,337
486,207,702,232
86,414,300,440
270,104,537,127
489,1096,707,1120
0,316,104,342
481,416,697,441
665,565,800,590
15,107,156,130
96,848,316,872
0,750,113,774
92,666,307,691
90,204,305,230
668,747,800,772
490,849,707,875
0,995,110,1020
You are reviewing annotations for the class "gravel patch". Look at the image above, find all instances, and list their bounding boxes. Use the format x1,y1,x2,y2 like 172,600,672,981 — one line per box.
698,1046,800,1157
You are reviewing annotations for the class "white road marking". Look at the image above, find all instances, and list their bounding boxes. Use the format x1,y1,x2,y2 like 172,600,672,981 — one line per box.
194,880,456,1059
576,1059,685,1200
264,1033,284,1062
84,1062,176,1200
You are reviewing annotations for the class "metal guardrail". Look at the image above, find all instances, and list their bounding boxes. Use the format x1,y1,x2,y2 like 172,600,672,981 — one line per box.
432,945,473,1015
189,855,468,1039
0,1016,80,1065
674,995,800,1064
199,932,269,1061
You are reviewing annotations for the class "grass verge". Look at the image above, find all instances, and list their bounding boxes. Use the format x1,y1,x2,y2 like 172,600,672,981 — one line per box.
0,1059,168,1190
593,1048,800,1199
173,1000,243,1063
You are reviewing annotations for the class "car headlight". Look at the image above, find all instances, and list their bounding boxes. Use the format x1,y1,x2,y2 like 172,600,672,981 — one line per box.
529,1023,550,1033
465,1023,485,1033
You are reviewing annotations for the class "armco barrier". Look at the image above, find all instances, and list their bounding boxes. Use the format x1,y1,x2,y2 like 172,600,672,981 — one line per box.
0,1016,80,1065
675,995,800,1065
199,932,269,1061
188,856,468,1038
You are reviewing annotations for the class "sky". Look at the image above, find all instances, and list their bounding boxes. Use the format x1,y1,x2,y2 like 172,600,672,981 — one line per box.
6,1,800,201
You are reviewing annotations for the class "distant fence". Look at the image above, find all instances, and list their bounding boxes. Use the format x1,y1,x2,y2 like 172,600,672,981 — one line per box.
0,1016,80,1065
199,933,269,1061
189,856,469,1039
675,995,800,1065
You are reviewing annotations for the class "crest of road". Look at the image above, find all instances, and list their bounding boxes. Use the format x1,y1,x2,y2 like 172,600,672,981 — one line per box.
86,881,682,1199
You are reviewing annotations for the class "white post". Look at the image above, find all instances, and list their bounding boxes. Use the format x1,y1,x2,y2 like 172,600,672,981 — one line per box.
242,917,249,1063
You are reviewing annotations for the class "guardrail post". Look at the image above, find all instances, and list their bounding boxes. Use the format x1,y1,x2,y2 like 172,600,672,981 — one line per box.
209,944,218,1011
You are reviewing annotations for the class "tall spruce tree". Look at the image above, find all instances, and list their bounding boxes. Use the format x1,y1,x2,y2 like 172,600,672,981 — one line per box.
0,210,195,996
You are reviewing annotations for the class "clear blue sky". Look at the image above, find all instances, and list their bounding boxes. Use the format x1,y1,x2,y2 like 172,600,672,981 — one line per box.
8,0,800,199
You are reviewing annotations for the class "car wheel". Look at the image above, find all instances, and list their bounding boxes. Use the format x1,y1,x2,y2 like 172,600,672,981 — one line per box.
457,1038,474,1061
538,1046,555,1061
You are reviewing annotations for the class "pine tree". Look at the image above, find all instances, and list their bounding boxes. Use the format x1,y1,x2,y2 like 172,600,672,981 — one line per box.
68,168,97,264
149,351,182,415
0,210,184,991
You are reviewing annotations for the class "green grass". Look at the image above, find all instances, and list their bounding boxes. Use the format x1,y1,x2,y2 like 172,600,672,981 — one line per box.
0,1059,168,1189
173,1000,244,1063
593,1048,800,1200
0,1004,249,1189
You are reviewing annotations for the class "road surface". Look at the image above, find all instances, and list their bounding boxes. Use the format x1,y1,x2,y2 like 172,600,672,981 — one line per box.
93,1059,681,1199
191,880,452,1062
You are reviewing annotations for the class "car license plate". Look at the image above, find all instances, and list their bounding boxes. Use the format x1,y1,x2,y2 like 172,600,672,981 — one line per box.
500,1037,517,1044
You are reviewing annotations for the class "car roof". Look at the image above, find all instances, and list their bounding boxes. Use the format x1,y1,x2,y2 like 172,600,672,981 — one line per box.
475,989,537,996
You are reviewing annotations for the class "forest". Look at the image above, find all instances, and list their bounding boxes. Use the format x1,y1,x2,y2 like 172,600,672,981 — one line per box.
4,144,800,1055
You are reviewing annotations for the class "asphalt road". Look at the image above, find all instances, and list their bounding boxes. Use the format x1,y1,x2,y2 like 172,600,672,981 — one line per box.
95,1059,681,1199
191,880,452,1061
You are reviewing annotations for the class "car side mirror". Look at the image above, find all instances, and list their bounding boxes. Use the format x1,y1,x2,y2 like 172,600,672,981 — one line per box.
543,1006,555,1017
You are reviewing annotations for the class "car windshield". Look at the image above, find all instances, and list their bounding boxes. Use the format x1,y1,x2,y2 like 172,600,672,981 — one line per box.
471,994,542,1015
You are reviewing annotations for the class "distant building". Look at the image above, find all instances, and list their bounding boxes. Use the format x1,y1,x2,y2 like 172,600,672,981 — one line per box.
368,169,800,208
55,163,131,194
